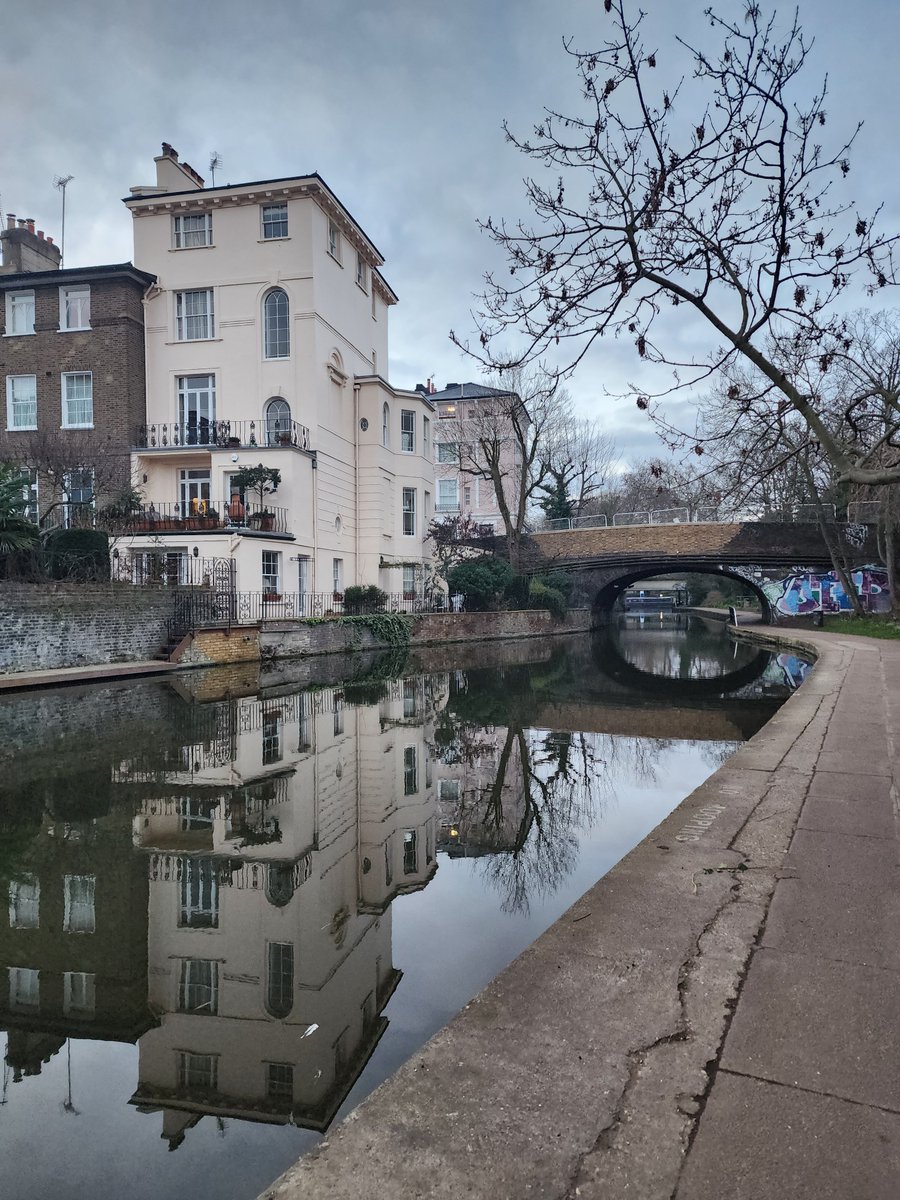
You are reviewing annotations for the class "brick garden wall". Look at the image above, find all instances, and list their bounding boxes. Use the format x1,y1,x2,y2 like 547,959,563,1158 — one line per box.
0,584,174,673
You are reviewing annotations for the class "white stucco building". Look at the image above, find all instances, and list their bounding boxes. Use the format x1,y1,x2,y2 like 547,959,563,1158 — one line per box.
114,144,435,604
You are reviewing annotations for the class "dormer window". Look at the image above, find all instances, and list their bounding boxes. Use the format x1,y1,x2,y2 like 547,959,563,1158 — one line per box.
173,212,212,248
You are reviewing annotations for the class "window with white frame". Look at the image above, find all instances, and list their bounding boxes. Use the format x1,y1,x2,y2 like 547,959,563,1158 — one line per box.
403,830,418,875
64,468,95,527
267,1062,294,1100
9,966,39,1012
262,709,282,763
177,373,216,443
63,971,96,1019
356,252,367,291
6,374,37,430
262,202,288,239
59,286,90,331
173,212,212,248
436,442,457,464
262,550,281,595
382,402,390,447
402,677,417,716
178,1051,218,1092
9,875,40,929
176,289,214,340
63,874,96,934
62,372,93,427
5,290,34,335
265,396,292,444
179,857,218,928
332,558,343,595
437,478,459,511
327,219,341,261
266,941,294,1018
402,487,416,536
403,746,418,795
423,416,430,454
179,959,219,1015
400,409,415,452
438,778,461,804
263,288,290,358
371,288,377,319
333,693,344,736
297,554,311,596
402,564,417,599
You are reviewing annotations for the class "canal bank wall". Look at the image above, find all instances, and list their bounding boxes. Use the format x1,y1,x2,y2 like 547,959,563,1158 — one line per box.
178,607,596,666
261,622,900,1200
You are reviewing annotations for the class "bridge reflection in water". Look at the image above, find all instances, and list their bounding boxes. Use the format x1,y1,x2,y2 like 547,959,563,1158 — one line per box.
0,620,806,1200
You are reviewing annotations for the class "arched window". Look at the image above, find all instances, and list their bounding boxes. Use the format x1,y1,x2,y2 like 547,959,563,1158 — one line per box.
382,402,390,448
265,941,294,1018
265,396,292,445
263,289,290,359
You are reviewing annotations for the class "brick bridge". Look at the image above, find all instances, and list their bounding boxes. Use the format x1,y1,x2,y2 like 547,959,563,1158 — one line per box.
529,521,879,622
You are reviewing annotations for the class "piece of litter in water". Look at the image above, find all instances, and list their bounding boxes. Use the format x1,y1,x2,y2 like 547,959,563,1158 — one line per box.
301,1023,319,1039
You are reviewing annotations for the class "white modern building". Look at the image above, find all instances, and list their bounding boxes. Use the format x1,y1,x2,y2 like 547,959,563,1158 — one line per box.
113,144,435,604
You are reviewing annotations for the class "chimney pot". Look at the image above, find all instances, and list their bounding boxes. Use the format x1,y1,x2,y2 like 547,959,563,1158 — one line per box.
37,230,44,240
46,236,54,245
26,219,35,234
6,214,15,229
17,219,27,228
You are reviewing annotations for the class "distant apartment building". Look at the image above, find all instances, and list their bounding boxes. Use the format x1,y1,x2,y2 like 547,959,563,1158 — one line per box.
0,216,154,525
114,144,435,600
429,381,525,535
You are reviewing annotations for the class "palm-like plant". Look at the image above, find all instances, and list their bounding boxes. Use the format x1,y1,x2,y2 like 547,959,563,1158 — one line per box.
0,463,40,554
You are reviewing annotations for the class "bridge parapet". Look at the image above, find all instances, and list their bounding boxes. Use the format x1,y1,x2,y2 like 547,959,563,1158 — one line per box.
530,520,878,569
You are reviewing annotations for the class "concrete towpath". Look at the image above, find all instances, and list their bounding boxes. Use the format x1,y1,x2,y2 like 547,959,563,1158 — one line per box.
0,659,182,693
261,625,900,1200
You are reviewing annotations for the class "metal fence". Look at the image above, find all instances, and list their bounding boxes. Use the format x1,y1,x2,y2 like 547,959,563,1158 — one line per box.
537,502,859,532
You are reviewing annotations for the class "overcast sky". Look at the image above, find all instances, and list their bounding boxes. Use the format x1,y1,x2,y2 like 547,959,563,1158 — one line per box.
3,0,897,465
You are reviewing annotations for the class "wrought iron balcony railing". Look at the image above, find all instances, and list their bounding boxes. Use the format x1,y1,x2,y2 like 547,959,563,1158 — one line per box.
99,499,290,535
135,418,311,451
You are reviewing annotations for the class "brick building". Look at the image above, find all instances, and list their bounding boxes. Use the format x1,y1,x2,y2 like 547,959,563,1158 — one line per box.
0,215,154,524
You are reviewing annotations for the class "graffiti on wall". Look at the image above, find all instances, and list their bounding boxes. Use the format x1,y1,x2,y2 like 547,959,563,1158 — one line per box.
762,565,891,616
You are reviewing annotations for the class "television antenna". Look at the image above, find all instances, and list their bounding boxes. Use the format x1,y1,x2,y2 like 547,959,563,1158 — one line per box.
208,152,222,186
53,174,73,267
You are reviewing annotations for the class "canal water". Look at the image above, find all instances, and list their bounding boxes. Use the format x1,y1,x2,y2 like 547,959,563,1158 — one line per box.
0,616,809,1200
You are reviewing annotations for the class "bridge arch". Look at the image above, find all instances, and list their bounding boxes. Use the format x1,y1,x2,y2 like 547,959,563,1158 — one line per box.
580,560,774,623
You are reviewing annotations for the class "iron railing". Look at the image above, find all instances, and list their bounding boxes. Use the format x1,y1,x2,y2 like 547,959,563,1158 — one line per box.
135,418,311,451
538,503,851,532
99,500,290,535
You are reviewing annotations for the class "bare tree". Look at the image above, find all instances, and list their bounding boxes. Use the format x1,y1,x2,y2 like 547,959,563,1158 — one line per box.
2,429,134,525
452,1,898,487
538,418,618,521
451,364,570,566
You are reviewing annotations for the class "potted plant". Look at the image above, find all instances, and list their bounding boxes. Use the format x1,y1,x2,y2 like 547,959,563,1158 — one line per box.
99,487,144,529
231,464,281,531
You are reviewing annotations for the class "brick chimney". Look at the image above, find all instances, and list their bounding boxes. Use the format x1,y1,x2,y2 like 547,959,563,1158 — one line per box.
0,212,62,273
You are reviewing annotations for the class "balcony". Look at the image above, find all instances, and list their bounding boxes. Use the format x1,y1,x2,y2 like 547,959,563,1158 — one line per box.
99,499,291,536
135,419,311,452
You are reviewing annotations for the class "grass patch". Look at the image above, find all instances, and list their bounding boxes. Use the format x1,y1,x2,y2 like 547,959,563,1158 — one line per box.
822,614,900,640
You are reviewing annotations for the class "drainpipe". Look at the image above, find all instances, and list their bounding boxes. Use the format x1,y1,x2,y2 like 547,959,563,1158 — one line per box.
354,382,360,586
311,452,318,594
